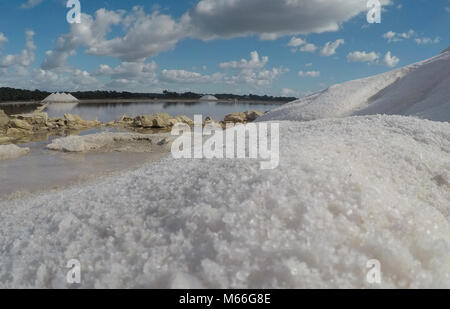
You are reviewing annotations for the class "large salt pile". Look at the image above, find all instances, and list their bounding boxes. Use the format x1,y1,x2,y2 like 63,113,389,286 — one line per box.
42,92,79,103
259,49,450,123
200,95,218,101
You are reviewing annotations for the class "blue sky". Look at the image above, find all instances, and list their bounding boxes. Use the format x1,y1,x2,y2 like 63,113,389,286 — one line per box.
0,0,448,96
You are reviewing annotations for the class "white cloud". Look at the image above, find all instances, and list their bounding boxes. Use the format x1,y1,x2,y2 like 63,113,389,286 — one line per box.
347,51,399,67
41,1,395,72
299,43,317,53
0,33,8,49
288,37,317,53
20,0,43,9
320,39,345,57
161,70,222,84
42,9,123,70
219,51,268,70
90,51,287,90
382,29,415,43
95,61,158,80
347,51,379,63
42,7,189,69
0,30,36,68
414,37,441,45
446,7,450,13
188,0,392,40
379,51,400,67
288,37,306,47
298,70,320,78
219,51,288,87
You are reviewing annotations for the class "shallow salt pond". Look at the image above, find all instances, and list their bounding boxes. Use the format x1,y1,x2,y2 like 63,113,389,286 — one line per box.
0,127,167,199
0,100,281,199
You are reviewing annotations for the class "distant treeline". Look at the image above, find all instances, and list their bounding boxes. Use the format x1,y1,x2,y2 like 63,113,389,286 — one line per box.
0,88,296,103
0,88,50,102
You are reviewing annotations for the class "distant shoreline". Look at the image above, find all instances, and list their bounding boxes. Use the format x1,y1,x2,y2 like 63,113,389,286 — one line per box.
0,98,290,106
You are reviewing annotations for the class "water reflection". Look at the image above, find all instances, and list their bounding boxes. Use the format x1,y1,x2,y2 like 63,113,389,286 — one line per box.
39,101,281,122
45,102,78,113
1,101,282,123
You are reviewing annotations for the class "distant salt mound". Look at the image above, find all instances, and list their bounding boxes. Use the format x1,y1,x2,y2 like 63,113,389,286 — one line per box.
42,92,79,103
259,49,450,123
200,95,218,101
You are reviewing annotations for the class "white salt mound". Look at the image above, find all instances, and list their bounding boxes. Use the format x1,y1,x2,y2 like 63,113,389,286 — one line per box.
1,115,449,288
259,50,450,123
0,145,30,161
42,93,79,103
200,95,218,101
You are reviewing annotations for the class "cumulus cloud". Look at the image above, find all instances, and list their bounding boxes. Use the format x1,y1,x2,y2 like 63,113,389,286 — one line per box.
347,51,399,67
42,7,189,69
41,1,394,71
94,61,160,90
188,0,392,40
320,39,345,57
299,43,317,53
219,51,288,87
288,37,306,47
90,50,286,90
219,51,268,70
347,51,379,64
288,37,317,53
298,70,320,78
42,9,123,70
0,30,36,68
379,51,400,67
95,61,158,80
161,70,223,84
382,29,415,43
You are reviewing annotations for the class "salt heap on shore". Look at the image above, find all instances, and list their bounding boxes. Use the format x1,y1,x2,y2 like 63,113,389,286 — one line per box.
199,95,218,101
42,92,79,103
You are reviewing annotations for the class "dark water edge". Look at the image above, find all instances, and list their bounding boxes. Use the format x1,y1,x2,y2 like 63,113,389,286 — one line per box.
0,103,41,115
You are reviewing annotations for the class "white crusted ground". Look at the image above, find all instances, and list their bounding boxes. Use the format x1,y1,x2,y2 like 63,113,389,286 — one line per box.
1,115,449,288
0,145,30,161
